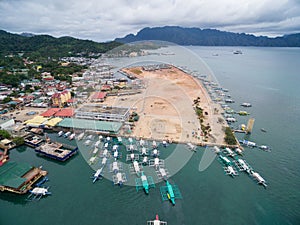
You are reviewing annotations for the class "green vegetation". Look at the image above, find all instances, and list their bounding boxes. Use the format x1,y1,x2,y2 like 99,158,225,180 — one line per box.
224,127,237,145
13,136,24,146
0,130,11,139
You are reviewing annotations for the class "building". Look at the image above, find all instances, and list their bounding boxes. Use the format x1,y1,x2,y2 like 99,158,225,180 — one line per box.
51,90,71,107
54,108,74,118
40,108,61,117
0,118,15,129
75,104,130,122
91,92,107,102
0,161,47,194
57,118,122,135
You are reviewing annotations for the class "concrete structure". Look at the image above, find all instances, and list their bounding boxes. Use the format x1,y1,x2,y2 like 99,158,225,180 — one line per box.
75,104,130,122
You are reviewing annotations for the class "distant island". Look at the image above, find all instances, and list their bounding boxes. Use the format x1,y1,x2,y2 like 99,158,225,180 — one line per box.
115,26,300,47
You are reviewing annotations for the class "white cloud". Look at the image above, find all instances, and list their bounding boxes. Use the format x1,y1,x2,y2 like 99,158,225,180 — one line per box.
0,0,299,41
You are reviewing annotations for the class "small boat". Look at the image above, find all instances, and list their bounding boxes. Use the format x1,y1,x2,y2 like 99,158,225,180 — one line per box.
64,131,71,138
68,133,75,140
27,187,51,201
241,102,252,107
58,131,64,137
261,128,267,132
92,168,103,183
259,145,271,152
147,214,167,225
233,50,242,54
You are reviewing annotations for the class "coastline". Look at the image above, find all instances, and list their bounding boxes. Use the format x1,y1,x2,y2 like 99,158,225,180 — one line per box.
105,65,231,147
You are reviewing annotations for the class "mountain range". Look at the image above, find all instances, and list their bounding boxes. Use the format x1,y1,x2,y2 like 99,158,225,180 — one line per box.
115,26,300,47
0,30,120,57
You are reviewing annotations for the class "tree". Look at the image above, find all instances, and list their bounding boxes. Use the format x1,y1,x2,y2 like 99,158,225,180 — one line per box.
13,136,24,146
224,127,237,145
0,130,11,139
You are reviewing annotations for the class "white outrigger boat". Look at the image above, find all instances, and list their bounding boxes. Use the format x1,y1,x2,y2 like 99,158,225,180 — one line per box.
91,167,104,183
250,171,267,188
27,187,51,201
147,214,167,225
224,165,238,177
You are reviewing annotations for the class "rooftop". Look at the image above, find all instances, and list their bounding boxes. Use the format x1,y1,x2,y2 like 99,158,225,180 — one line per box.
54,108,74,117
57,118,122,133
0,161,32,189
40,108,61,117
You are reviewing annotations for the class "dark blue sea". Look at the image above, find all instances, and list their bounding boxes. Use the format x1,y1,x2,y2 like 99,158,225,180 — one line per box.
1,46,299,225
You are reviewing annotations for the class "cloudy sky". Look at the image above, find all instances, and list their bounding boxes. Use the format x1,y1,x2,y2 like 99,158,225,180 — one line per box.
0,0,300,42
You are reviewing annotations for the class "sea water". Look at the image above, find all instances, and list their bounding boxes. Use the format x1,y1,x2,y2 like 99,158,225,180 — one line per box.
1,46,300,225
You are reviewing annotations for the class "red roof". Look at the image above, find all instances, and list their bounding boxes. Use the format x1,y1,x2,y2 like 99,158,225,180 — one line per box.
91,92,107,99
101,85,111,91
54,108,74,117
40,108,61,117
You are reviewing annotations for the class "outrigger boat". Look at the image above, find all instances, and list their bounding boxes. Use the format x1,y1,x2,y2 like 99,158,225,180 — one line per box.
241,102,252,107
135,172,155,194
27,187,51,201
223,147,236,158
147,214,167,225
160,180,182,205
259,145,271,152
250,170,267,188
68,133,75,140
234,158,251,174
112,172,127,186
224,165,238,177
76,132,85,140
91,167,104,183
35,176,49,187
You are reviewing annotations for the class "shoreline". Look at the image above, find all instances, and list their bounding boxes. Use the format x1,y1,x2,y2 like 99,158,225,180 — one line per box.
115,65,231,147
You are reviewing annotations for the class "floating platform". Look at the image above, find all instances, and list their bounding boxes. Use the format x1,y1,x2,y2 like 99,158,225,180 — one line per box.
24,134,44,148
35,142,78,161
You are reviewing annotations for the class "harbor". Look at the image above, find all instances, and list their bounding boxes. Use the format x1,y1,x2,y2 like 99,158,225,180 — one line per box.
1,46,299,225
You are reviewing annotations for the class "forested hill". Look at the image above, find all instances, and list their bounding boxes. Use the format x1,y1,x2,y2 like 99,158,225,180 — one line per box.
0,30,121,58
115,26,300,47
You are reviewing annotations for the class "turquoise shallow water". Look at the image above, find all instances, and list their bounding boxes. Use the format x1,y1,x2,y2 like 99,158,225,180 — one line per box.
1,46,300,225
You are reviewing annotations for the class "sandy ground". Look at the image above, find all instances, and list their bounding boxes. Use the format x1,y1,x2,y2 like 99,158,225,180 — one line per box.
104,66,226,145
